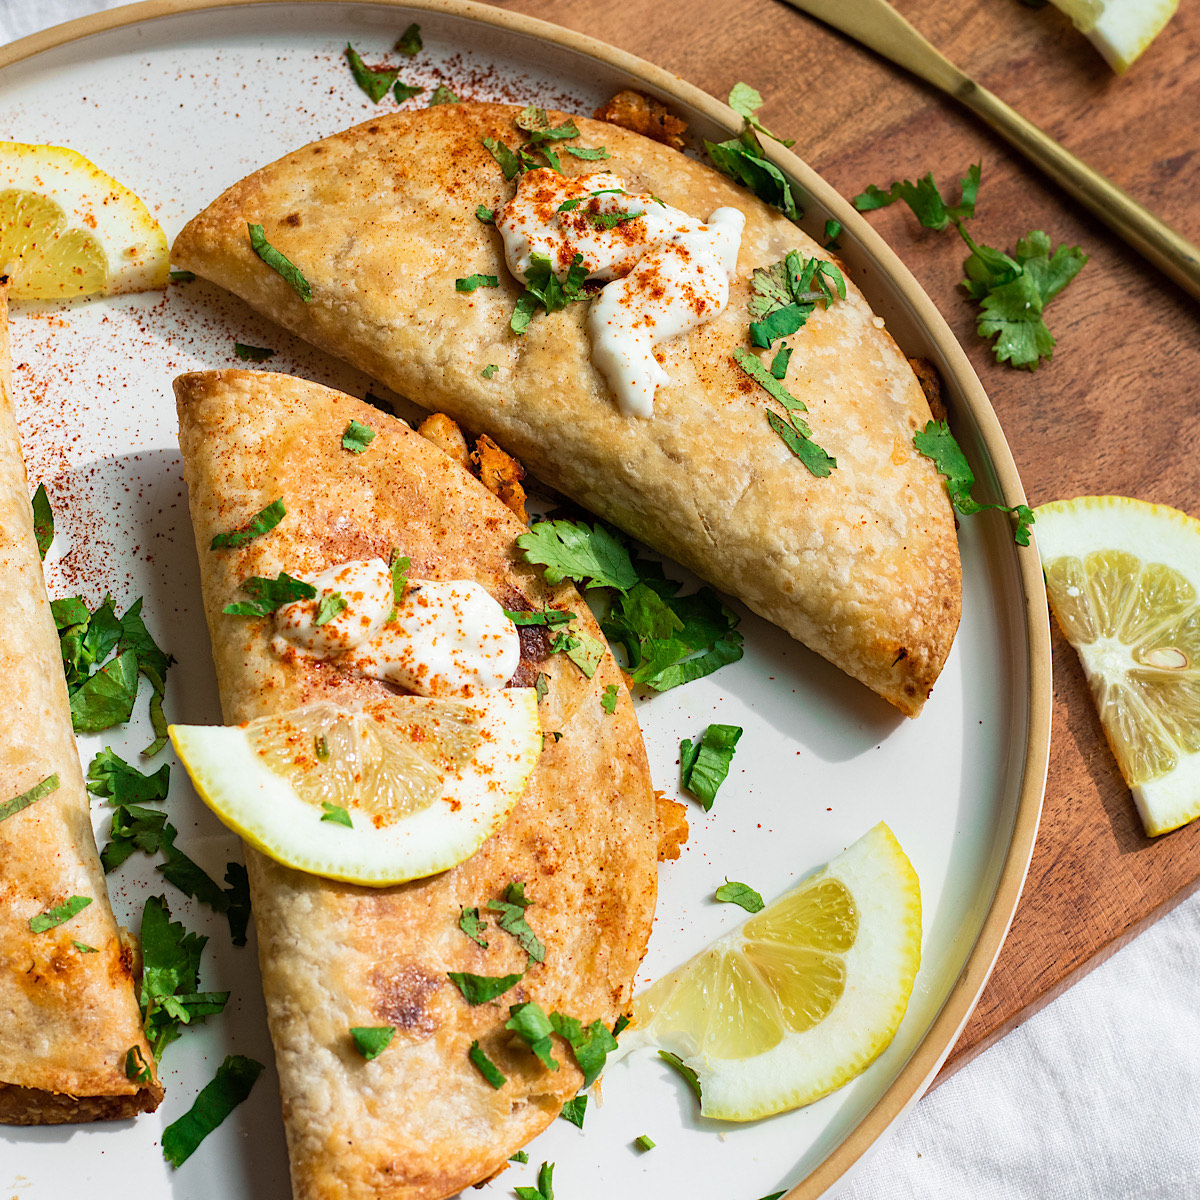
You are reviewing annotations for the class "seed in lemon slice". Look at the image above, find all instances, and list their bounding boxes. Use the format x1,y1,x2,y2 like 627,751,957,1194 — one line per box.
0,142,169,298
1035,495,1200,835
169,691,541,886
1048,0,1178,73
621,823,921,1121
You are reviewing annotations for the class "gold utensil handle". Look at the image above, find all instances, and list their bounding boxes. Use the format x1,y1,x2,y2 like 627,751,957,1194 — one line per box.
782,0,1200,302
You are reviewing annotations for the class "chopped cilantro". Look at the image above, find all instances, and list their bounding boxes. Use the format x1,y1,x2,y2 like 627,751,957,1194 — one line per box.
509,252,587,334
394,81,423,103
233,342,274,362
586,209,642,229
248,223,312,302
32,483,53,559
456,273,499,292
428,83,459,106
715,880,765,912
87,748,170,806
680,724,743,811
162,1055,263,1168
139,895,229,1060
504,607,575,627
476,205,495,224
487,880,546,964
459,906,489,948
481,363,499,378
210,497,286,549
534,672,549,703
635,1134,655,1151
559,1095,587,1127
157,825,234,914
320,802,353,827
469,1040,507,1089
448,971,523,1005
543,731,563,746
395,22,422,55
125,1045,152,1084
705,127,800,221
548,626,606,679
345,43,399,103
0,773,58,823
510,1150,529,1164
101,803,168,873
342,419,376,453
659,1049,702,1102
169,269,195,283
223,572,316,617
601,683,618,714
314,591,348,627
549,1012,618,1089
482,136,522,181
854,164,1085,369
73,941,97,954
224,861,251,947
732,347,836,478
563,145,610,161
747,249,844,348
824,218,842,250
144,686,169,757
727,82,795,148
68,649,139,734
30,895,91,933
613,1013,630,1036
769,344,792,379
515,1162,555,1200
506,1001,559,1070
913,420,1035,545
390,551,410,607
350,1026,396,1060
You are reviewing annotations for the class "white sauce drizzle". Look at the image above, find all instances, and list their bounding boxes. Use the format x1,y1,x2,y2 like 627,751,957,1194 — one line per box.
497,168,745,419
271,558,520,697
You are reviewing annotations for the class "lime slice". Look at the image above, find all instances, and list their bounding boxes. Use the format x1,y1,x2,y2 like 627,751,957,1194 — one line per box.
1048,0,1178,72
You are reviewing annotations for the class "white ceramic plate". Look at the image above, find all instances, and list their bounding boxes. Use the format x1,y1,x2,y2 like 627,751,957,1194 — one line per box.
0,3,1050,1197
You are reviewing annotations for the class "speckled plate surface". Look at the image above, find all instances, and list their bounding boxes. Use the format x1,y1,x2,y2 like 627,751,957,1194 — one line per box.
0,3,1049,1198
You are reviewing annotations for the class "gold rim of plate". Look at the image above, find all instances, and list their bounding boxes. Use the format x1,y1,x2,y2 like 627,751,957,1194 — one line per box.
0,2,1053,1196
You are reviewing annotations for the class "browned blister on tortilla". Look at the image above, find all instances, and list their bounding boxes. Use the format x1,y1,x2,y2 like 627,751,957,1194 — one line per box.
0,283,162,1124
175,369,660,1199
172,102,961,714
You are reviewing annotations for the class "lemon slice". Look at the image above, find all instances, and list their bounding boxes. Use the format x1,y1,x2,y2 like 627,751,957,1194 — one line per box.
622,823,921,1121
1048,0,1178,73
1036,495,1200,835
0,142,169,298
169,691,541,886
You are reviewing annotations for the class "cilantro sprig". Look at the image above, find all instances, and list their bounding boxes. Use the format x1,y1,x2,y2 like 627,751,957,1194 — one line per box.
517,519,743,691
706,85,800,221
482,107,609,185
913,420,1035,546
747,250,845,349
727,82,795,148
853,163,1086,369
510,253,588,335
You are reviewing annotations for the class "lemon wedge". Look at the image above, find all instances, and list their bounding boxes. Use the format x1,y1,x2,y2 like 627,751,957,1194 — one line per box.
169,692,541,886
622,823,921,1121
1048,0,1178,73
1036,495,1200,835
0,142,169,298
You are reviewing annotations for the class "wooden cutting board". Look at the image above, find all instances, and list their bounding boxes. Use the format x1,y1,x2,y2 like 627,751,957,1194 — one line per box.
497,0,1200,1077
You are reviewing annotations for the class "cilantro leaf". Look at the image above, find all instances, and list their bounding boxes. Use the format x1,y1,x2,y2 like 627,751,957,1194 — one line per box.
233,342,274,362
30,895,91,932
459,906,489,948
0,773,58,823
248,223,312,302
549,1012,618,1088
680,724,743,811
210,497,286,549
87,748,170,806
770,344,792,379
73,942,97,953
469,1040,507,1088
728,81,795,148
659,1050,702,1102
169,269,195,282
705,127,800,221
124,1045,152,1084
394,81,423,103
586,209,642,229
390,551,410,607
223,572,316,617
69,648,139,733
351,1025,396,1060
162,1055,264,1168
158,824,233,914
715,880,765,912
510,1151,529,1163
314,591,347,626
506,1001,559,1070
395,23,422,55
487,881,546,964
559,1095,587,1127
913,420,1035,545
101,803,168,873
549,626,607,679
456,273,499,292
562,145,610,161
534,672,549,703
515,1161,556,1200
428,84,459,106
824,218,843,250
503,607,575,627
601,683,618,714
320,801,353,826
447,971,523,1005
344,43,399,103
32,483,53,559
223,861,251,947
476,205,495,224
516,519,638,592
342,419,376,453
482,136,522,181
509,252,587,333
117,596,175,685
481,363,499,378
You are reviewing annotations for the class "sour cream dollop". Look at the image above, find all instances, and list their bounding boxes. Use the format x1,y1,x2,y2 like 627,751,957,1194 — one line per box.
271,558,520,697
496,168,745,419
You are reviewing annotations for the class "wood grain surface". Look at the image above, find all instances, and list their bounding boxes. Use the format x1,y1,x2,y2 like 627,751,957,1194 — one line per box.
494,0,1200,1077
